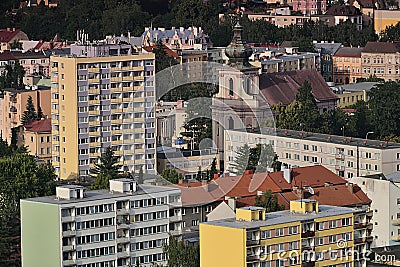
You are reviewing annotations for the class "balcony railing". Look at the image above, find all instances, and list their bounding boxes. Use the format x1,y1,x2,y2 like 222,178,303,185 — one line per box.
335,154,345,160
62,230,76,237
392,219,400,226
246,239,260,246
302,261,315,267
246,255,260,262
301,231,315,238
354,223,367,229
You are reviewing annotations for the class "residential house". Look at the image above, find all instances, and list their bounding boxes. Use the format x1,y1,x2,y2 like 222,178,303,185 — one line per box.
0,88,51,143
361,41,400,81
0,28,29,51
292,0,327,15
333,82,378,107
314,42,342,83
16,118,52,162
324,6,363,30
333,47,363,84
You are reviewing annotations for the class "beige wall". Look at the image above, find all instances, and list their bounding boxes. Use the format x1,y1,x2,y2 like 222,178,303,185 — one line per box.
361,52,400,81
337,91,367,107
17,127,52,161
333,55,362,84
0,89,50,143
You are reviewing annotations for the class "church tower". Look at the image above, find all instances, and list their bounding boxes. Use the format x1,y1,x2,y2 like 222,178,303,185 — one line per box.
211,14,266,172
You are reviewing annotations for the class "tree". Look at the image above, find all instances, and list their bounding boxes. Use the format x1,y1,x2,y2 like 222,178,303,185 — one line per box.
368,82,400,138
164,235,200,267
160,168,182,184
271,154,282,172
37,106,43,120
209,157,218,180
254,190,285,212
21,96,37,125
90,147,121,189
275,81,322,132
153,41,178,73
229,144,277,174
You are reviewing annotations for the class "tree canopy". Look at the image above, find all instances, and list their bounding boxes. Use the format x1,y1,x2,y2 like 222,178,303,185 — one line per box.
21,96,38,125
90,147,122,189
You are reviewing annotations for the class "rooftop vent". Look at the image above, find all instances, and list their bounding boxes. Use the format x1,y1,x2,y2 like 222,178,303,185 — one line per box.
56,185,84,200
109,179,137,194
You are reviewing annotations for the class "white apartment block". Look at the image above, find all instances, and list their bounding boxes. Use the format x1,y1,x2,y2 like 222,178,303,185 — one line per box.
225,128,400,178
21,179,182,267
350,174,400,248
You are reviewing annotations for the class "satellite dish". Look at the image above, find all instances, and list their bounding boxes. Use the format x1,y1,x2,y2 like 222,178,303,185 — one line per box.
308,187,315,195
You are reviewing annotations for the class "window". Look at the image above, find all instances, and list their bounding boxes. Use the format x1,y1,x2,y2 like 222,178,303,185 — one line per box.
342,218,351,226
191,220,199,226
304,144,309,150
261,230,271,239
289,226,298,235
228,78,234,96
329,220,337,228
192,207,199,214
276,228,284,237
312,145,317,151
329,235,337,243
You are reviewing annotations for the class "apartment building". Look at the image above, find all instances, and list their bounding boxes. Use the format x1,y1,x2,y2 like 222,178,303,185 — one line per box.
314,42,342,83
0,28,29,51
50,44,156,180
20,178,182,267
225,128,400,178
324,6,363,30
292,0,327,15
333,82,377,107
16,118,52,162
333,47,363,85
361,41,400,82
0,88,51,143
350,174,400,248
200,199,372,267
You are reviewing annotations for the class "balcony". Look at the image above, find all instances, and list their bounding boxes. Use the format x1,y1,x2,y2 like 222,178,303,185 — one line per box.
366,210,373,217
354,236,373,244
62,230,76,237
335,154,345,160
170,229,182,236
335,165,345,171
246,239,260,246
169,214,182,222
88,88,100,95
111,77,122,82
62,245,75,252
88,67,100,73
111,87,123,93
89,110,100,115
116,209,129,215
367,223,373,230
63,258,76,266
117,236,130,244
354,223,367,229
88,78,100,84
116,220,130,229
61,216,75,223
392,219,400,226
301,231,315,238
302,261,315,267
117,251,130,258
246,255,260,262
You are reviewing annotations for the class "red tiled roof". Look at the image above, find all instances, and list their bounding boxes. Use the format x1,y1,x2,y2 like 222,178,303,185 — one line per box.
259,69,338,106
334,47,363,57
0,50,16,61
325,5,362,15
363,42,400,54
143,45,179,58
290,165,347,187
24,118,51,132
306,184,371,206
0,29,21,43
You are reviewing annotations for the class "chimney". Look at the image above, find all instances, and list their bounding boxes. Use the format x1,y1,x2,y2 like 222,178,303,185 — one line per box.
283,168,291,183
213,173,219,179
177,100,183,108
244,170,254,175
347,182,354,193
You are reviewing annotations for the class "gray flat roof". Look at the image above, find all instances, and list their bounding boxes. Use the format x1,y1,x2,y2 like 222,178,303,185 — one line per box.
22,184,181,205
230,127,400,150
202,205,358,229
337,82,380,92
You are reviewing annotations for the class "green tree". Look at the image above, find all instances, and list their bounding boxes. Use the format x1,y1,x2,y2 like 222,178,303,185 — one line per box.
90,147,121,189
164,235,200,267
21,96,37,125
368,82,400,138
160,168,182,184
209,157,218,180
254,190,285,212
229,144,276,174
37,106,43,120
153,41,178,73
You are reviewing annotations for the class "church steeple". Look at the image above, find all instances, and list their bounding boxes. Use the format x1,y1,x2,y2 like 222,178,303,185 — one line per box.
225,13,253,69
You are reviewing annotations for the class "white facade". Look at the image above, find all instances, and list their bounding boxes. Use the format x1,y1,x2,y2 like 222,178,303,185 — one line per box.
350,175,400,247
225,128,400,178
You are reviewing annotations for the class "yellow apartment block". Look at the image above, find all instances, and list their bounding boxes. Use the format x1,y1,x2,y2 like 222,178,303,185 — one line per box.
374,10,400,35
50,44,156,180
200,200,372,267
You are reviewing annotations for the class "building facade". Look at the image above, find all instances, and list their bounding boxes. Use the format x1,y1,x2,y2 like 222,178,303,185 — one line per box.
0,28,29,51
314,42,342,83
20,179,182,267
374,10,400,36
292,0,327,15
16,118,52,162
0,88,51,143
225,128,400,178
350,174,400,248
333,47,363,85
200,200,372,267
361,41,400,82
50,44,156,180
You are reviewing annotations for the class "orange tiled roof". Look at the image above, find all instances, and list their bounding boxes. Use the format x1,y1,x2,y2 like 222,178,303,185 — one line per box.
24,118,51,132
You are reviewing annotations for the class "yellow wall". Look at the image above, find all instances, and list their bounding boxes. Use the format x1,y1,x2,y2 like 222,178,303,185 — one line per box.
290,200,318,213
200,224,246,267
374,10,400,35
236,208,266,221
